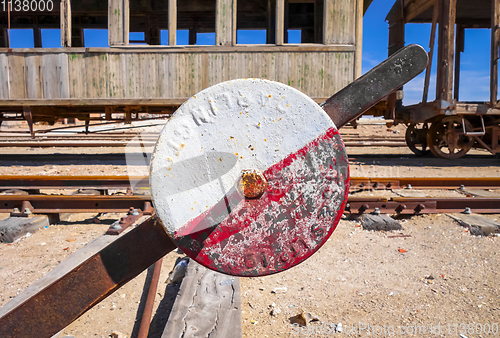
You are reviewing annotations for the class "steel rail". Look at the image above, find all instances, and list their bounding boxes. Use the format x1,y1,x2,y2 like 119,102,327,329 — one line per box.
0,140,407,148
1,195,153,214
349,177,500,190
1,194,499,214
346,197,500,214
1,176,500,191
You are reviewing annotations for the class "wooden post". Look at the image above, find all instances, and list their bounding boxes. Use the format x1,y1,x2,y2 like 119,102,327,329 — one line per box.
168,0,177,45
276,0,284,45
491,0,499,106
284,0,289,43
232,0,237,45
354,0,363,79
108,0,130,46
387,0,405,119
436,0,457,103
454,24,464,101
216,0,233,46
423,0,439,103
60,0,72,47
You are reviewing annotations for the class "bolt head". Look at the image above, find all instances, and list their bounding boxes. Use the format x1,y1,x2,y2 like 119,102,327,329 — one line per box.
23,208,32,214
237,169,268,199
463,207,471,214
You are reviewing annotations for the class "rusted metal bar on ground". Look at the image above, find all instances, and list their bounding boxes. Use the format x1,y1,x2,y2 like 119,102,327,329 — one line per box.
0,217,177,338
137,257,163,338
2,193,500,215
349,177,500,190
0,141,157,148
343,141,406,147
321,45,428,128
2,176,500,192
0,195,152,214
0,175,148,190
0,139,406,148
347,197,500,214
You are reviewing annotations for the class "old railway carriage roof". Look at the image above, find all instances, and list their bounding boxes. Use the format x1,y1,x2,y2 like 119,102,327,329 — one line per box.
387,0,493,26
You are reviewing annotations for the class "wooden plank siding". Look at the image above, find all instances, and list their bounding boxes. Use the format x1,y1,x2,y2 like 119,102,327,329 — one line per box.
324,0,356,45
0,48,355,101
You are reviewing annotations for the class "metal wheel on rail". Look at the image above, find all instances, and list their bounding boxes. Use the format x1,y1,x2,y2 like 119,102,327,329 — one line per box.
426,116,474,159
405,123,431,156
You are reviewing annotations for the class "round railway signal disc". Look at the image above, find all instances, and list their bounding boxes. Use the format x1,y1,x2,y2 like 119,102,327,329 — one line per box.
150,79,349,276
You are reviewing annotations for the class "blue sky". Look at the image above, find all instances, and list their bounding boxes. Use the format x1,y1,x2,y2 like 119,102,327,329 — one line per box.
364,1,493,104
8,0,494,105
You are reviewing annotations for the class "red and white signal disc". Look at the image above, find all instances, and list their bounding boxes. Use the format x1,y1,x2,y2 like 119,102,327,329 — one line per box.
150,79,349,276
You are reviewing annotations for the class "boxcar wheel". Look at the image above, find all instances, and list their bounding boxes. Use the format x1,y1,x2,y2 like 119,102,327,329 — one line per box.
427,116,474,159
405,123,431,156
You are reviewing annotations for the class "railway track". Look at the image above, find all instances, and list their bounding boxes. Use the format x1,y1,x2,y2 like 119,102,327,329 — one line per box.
0,133,407,148
1,176,499,215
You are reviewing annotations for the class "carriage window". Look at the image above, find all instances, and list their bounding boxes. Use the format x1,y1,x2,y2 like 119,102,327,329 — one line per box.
286,1,321,43
237,0,269,44
9,29,34,48
84,29,109,47
41,29,61,48
129,0,216,45
237,30,267,44
287,29,301,43
129,32,146,44
176,30,189,45
196,32,216,45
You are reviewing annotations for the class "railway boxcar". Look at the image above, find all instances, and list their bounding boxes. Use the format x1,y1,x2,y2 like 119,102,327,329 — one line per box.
0,0,370,136
385,0,499,158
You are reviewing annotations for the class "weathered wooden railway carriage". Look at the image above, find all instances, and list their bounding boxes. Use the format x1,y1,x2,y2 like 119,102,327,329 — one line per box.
0,0,370,135
386,0,500,158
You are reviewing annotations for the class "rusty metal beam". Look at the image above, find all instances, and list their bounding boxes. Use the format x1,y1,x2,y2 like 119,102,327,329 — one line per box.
0,195,152,214
0,175,148,190
0,217,177,338
2,192,500,216
347,197,500,214
350,177,500,190
2,176,500,192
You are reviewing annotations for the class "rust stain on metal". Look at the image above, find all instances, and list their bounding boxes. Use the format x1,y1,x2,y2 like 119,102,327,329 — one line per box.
0,217,176,338
237,169,268,199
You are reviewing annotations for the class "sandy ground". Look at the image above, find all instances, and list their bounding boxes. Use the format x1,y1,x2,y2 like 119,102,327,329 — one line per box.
0,123,499,338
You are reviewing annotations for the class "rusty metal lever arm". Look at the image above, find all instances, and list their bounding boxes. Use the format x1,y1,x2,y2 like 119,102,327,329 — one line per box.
321,44,429,128
0,217,176,338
